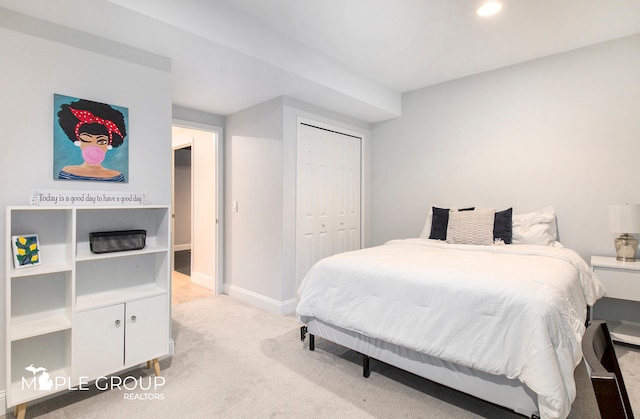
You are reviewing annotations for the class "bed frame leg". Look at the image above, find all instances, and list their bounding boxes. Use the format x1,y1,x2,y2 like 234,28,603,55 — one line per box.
363,354,371,378
585,305,591,327
300,326,315,351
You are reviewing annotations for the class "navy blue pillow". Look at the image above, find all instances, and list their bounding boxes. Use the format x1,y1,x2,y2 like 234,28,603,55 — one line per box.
429,206,474,241
493,208,513,244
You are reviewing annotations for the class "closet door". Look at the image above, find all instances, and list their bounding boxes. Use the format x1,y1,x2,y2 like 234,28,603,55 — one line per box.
296,122,361,288
333,135,361,254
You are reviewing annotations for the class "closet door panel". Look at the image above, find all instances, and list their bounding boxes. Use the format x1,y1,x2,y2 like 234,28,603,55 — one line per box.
296,123,362,287
333,136,360,254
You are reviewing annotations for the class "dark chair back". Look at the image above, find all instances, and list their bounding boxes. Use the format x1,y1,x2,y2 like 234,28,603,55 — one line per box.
582,320,634,419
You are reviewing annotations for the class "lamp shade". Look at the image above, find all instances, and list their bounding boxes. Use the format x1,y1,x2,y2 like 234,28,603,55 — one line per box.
610,204,640,234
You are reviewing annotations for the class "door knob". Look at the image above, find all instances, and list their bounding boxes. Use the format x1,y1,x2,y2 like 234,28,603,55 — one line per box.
131,315,137,322
115,319,121,327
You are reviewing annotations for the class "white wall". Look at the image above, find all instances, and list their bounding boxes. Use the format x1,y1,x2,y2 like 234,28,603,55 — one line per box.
225,97,370,314
0,16,172,396
172,105,226,129
224,98,285,311
371,34,640,261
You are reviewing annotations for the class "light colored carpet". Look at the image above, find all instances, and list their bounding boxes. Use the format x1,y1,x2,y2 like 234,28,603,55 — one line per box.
20,295,640,418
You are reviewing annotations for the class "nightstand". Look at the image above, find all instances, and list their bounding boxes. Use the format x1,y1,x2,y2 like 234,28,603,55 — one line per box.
591,255,640,345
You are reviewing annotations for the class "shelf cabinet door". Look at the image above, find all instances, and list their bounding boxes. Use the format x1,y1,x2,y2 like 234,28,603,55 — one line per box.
73,304,125,382
125,294,168,366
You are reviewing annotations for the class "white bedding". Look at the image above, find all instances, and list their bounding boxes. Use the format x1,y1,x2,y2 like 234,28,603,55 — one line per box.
296,239,605,419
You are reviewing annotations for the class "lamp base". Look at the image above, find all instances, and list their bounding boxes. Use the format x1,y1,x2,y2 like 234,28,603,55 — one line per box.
615,233,639,262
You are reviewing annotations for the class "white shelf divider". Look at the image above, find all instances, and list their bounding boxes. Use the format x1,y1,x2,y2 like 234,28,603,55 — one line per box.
75,284,166,312
9,262,73,279
75,245,168,262
10,311,72,341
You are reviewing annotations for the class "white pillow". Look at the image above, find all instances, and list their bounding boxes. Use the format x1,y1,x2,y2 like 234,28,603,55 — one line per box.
512,206,558,246
419,207,433,239
446,208,496,245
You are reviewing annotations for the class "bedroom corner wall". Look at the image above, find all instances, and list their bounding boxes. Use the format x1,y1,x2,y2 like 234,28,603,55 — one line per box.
370,33,640,262
224,96,371,314
0,12,172,397
224,98,286,312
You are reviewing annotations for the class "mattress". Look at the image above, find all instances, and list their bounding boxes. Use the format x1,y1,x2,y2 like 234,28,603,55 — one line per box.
296,238,605,419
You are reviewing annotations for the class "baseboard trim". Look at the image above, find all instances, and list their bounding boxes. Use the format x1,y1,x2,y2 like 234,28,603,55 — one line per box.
280,298,297,315
190,271,214,291
168,338,175,357
224,285,297,315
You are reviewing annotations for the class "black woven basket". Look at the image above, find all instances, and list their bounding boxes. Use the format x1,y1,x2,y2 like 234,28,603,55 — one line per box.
89,230,146,254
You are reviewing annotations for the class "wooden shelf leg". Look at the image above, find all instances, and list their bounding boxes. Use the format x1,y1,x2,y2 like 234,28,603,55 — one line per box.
15,403,27,419
147,360,152,369
150,358,161,376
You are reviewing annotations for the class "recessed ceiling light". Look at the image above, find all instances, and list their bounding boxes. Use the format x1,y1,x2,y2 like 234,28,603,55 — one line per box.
477,1,502,17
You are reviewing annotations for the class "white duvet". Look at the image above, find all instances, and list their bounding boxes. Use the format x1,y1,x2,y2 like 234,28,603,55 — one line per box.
296,239,605,419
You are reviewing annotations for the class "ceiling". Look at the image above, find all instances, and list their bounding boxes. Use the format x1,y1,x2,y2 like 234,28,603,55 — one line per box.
2,0,640,122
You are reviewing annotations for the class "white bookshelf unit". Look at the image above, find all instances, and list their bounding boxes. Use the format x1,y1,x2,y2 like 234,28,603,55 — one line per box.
5,205,171,418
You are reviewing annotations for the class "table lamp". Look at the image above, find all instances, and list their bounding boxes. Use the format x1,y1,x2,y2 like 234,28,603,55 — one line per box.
610,203,640,262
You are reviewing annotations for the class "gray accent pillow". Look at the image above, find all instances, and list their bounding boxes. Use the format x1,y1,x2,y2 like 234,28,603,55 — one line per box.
446,208,496,245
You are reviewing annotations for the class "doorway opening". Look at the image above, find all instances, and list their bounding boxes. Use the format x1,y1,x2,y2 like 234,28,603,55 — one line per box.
171,123,221,305
173,145,192,277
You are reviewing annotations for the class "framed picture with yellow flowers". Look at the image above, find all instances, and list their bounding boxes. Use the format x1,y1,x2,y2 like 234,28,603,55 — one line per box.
12,234,41,269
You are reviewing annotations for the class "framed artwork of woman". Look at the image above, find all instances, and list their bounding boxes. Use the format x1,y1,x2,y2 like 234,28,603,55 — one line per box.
53,94,129,182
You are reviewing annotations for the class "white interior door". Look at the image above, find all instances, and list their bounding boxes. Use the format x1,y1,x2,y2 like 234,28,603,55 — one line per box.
191,133,217,291
296,122,361,288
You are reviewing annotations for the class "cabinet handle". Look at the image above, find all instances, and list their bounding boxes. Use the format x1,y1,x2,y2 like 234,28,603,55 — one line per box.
115,319,121,327
131,315,137,322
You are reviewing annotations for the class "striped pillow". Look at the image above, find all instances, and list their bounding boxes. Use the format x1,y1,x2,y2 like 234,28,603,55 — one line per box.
446,208,496,245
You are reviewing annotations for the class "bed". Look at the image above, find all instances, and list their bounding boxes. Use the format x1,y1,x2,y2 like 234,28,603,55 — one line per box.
296,206,605,419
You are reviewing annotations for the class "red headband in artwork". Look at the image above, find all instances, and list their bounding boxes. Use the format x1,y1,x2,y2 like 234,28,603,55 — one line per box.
69,107,123,145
